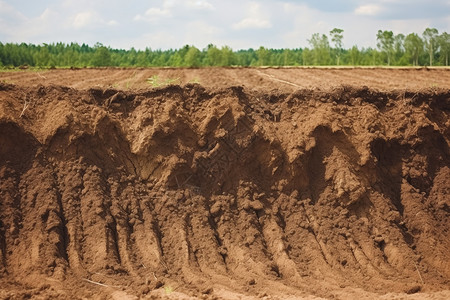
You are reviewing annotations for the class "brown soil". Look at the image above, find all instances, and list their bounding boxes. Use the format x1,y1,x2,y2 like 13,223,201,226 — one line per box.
1,67,449,92
0,68,449,299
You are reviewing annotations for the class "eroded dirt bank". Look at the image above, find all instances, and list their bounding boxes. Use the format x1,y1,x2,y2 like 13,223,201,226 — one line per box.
0,82,449,299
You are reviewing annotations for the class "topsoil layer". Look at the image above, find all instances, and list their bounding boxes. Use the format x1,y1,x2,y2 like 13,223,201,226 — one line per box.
0,68,449,299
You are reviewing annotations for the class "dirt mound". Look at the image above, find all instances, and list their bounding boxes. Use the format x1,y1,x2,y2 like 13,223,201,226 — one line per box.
0,81,449,299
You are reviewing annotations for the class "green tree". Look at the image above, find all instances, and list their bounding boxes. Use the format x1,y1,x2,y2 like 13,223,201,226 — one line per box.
220,46,234,66
34,46,51,67
126,47,138,66
393,33,405,64
301,48,313,66
256,46,270,66
154,51,170,66
376,30,394,65
184,46,201,67
168,52,183,67
281,48,298,66
0,31,447,69
330,28,344,65
404,33,423,66
423,28,439,66
308,33,331,65
359,47,382,66
235,48,256,66
349,45,360,66
136,51,149,66
91,44,111,66
206,44,221,66
438,32,450,66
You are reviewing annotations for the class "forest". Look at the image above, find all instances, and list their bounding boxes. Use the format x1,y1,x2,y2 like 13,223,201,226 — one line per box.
0,28,449,68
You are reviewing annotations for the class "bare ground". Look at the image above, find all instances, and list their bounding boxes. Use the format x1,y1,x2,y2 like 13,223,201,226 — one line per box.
0,67,449,299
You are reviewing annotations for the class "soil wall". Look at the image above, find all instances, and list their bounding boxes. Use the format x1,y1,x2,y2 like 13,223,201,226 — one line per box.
0,68,449,299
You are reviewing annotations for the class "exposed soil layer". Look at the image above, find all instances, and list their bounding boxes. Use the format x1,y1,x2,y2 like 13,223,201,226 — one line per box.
0,68,449,299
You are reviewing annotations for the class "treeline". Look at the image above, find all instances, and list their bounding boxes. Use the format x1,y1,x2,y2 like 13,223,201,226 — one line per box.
0,28,449,68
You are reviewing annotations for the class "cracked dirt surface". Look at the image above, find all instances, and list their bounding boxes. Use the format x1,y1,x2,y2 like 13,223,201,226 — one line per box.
0,68,449,299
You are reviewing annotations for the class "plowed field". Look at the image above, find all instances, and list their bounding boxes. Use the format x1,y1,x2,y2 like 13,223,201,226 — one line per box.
0,67,449,299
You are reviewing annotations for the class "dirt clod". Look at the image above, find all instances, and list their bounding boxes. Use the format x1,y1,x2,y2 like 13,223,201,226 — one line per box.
406,285,422,294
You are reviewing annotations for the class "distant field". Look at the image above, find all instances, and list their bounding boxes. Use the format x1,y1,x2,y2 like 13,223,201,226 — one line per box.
0,67,449,91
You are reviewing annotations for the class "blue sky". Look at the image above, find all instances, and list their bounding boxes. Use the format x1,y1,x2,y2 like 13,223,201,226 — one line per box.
1,0,449,50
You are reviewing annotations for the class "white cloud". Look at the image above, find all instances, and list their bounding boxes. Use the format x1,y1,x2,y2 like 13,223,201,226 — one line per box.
145,7,171,17
30,8,58,33
72,11,118,29
1,0,450,51
233,18,271,30
281,3,328,47
0,4,60,41
39,8,56,21
134,8,171,22
134,7,171,22
354,4,383,16
184,21,221,46
0,0,27,21
0,0,27,36
107,20,118,26
125,31,178,50
187,0,214,10
134,0,177,22
73,11,95,29
389,19,431,34
233,2,271,29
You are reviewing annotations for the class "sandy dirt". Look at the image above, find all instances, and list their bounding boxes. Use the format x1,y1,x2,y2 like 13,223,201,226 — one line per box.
0,67,449,299
1,67,449,92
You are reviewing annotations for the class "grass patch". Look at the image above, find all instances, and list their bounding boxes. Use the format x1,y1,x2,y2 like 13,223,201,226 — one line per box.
147,75,180,87
164,285,173,294
189,77,200,84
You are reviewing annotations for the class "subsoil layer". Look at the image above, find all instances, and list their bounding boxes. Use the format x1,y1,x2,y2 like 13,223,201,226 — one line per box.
0,68,449,299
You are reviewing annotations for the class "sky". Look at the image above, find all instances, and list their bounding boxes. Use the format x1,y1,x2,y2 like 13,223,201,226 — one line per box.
0,0,449,50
